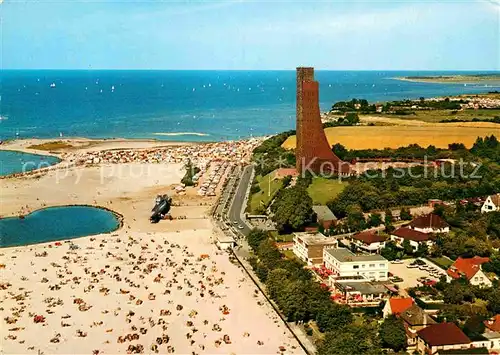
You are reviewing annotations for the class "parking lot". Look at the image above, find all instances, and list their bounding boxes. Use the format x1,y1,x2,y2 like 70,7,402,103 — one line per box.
389,258,447,292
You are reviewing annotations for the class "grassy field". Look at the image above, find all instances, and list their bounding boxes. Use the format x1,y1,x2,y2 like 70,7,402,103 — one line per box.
371,109,500,124
307,177,348,205
271,232,294,242
248,171,284,213
28,141,74,151
427,256,454,270
282,125,499,150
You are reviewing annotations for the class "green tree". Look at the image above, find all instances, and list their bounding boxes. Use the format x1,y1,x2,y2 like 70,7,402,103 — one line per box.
487,287,500,314
256,239,282,268
381,242,402,261
271,185,313,233
400,207,412,221
368,213,383,228
318,324,382,355
402,239,414,255
247,228,268,251
384,209,394,226
315,303,353,332
379,315,407,352
346,204,367,232
463,315,486,339
266,268,289,300
332,143,349,161
181,159,200,186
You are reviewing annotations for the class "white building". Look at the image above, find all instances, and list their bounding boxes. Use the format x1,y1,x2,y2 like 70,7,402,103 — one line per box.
482,194,500,213
323,247,389,281
390,227,436,252
292,232,338,266
446,256,493,288
350,230,387,254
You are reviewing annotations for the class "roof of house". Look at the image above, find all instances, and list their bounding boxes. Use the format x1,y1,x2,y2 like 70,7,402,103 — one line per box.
400,304,437,326
293,232,337,246
484,315,500,332
392,227,435,242
446,256,490,280
274,168,299,178
387,297,414,315
487,193,500,206
312,205,337,222
324,247,387,263
352,230,387,245
417,323,471,347
409,213,449,230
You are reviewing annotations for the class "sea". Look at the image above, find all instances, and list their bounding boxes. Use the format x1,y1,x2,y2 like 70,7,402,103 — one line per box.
0,70,498,142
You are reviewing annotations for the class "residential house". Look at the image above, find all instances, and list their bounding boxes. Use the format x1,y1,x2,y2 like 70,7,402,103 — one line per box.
382,297,414,318
350,230,387,254
446,256,492,287
274,167,299,179
391,227,436,252
480,315,500,351
399,304,438,347
312,205,338,229
484,315,500,333
416,322,471,354
292,232,338,266
333,280,389,307
481,193,500,213
323,247,389,281
408,213,450,234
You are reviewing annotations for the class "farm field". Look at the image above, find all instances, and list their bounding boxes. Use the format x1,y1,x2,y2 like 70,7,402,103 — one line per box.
307,177,348,205
282,125,499,150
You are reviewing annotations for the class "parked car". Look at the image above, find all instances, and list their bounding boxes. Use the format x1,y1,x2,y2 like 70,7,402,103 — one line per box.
391,259,403,264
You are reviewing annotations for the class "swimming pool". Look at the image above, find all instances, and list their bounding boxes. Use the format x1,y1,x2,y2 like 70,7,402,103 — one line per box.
0,205,121,248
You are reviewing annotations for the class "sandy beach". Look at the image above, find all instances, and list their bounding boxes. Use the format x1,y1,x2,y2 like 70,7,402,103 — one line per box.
0,138,302,354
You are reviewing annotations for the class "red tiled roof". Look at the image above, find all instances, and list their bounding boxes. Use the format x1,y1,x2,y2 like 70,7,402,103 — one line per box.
392,227,435,242
484,315,500,332
489,194,500,206
447,256,490,281
409,213,449,230
274,168,299,178
417,323,471,346
388,297,414,315
352,230,387,245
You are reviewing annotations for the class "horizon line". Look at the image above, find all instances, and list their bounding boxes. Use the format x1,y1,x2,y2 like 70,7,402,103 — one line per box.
2,68,500,72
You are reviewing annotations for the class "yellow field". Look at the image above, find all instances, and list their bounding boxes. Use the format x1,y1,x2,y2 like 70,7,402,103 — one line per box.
282,125,499,150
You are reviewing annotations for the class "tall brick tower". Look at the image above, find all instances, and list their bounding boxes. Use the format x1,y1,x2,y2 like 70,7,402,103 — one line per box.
295,67,350,175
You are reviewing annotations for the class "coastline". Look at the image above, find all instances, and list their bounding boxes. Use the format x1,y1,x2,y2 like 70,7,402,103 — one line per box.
393,75,500,85
0,133,303,354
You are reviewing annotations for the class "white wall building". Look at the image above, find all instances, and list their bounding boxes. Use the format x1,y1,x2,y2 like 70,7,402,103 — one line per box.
482,194,500,213
323,247,389,281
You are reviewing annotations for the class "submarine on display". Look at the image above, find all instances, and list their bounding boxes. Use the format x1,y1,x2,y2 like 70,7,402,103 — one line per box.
150,194,173,223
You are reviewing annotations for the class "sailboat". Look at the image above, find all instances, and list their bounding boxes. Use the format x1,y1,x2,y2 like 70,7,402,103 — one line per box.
50,82,56,88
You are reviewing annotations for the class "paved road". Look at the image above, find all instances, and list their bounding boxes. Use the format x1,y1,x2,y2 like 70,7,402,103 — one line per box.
228,165,253,236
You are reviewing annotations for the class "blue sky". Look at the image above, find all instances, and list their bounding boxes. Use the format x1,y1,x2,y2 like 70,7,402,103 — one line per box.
1,0,499,70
